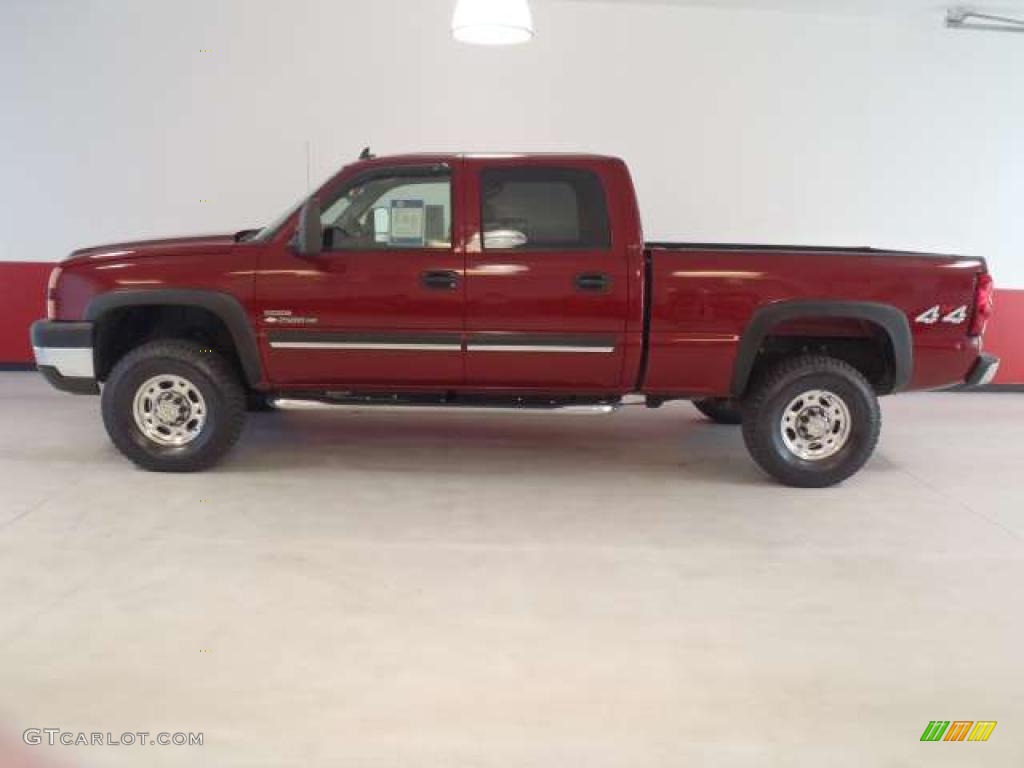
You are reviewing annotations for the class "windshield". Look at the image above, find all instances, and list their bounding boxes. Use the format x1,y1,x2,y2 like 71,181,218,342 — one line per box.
252,163,357,243
251,196,306,243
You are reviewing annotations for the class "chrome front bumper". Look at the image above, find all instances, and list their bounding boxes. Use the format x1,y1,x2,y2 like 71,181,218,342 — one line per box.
30,320,99,395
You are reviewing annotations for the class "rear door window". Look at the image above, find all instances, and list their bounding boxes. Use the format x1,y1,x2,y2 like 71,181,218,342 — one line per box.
480,168,610,251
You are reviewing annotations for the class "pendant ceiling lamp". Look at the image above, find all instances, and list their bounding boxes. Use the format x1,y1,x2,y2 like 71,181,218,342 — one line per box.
452,0,535,46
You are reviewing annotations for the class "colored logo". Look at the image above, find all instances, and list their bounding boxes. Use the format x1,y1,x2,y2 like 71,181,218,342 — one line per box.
921,721,997,742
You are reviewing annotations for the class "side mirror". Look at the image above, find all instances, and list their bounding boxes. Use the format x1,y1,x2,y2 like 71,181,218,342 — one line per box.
294,197,323,256
483,229,528,250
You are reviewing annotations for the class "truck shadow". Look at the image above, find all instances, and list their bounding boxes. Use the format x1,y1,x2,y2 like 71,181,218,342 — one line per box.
225,406,769,486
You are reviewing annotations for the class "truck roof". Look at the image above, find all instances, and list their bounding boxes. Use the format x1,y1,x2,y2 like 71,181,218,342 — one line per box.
354,152,621,165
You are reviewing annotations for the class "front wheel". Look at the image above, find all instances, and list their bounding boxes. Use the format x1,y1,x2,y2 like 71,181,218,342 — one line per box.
742,355,880,488
101,340,246,472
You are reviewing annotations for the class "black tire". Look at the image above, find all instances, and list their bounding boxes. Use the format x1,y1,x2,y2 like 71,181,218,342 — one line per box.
101,340,246,472
693,398,744,425
742,355,880,488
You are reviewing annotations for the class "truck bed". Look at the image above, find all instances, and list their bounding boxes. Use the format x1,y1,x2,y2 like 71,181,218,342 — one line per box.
645,242,956,258
640,242,987,396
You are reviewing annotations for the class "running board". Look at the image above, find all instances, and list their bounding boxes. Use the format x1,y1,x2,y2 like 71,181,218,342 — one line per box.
269,393,644,416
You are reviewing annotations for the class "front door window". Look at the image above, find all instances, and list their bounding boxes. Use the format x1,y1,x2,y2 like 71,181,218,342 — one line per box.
321,174,452,251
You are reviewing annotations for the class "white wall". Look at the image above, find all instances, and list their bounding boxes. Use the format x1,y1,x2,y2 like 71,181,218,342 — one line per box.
2,0,1023,286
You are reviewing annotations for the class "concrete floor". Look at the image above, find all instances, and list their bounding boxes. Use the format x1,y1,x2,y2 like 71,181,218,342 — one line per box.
0,372,1021,768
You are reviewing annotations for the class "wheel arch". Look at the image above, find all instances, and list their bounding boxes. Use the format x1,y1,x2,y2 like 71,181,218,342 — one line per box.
85,289,263,386
730,300,912,398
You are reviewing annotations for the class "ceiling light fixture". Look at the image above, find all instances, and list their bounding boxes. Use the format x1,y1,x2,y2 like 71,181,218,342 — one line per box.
452,0,535,46
946,7,1024,32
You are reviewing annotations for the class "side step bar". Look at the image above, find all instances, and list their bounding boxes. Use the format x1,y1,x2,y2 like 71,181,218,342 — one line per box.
269,394,648,416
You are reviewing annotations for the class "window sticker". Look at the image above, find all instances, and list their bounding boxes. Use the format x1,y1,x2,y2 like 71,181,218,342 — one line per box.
390,199,425,246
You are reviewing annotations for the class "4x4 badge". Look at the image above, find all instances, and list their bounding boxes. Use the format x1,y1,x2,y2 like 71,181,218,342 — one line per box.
915,305,967,325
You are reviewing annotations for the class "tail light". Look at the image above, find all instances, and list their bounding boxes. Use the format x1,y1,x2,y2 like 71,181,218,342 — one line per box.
969,272,994,336
46,266,62,320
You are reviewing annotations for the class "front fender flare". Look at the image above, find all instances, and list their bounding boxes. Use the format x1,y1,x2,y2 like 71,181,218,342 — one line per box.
85,289,263,386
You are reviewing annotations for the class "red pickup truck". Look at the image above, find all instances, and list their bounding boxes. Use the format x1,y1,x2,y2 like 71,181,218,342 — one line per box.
31,152,998,486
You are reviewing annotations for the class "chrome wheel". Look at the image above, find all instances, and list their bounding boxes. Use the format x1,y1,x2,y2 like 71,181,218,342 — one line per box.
132,374,207,447
779,388,851,461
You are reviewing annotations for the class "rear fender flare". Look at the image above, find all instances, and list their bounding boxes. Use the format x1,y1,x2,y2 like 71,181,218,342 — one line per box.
731,300,912,397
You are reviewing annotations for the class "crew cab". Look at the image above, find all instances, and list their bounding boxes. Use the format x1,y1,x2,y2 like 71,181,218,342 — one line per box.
31,152,998,486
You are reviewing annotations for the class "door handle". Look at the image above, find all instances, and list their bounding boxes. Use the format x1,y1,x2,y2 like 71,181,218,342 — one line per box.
421,270,459,291
575,272,611,293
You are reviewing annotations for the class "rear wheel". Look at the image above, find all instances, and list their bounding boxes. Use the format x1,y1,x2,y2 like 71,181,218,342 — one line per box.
742,355,880,488
693,398,743,425
101,340,245,472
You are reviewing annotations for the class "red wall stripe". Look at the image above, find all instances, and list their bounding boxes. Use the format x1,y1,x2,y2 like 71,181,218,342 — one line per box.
983,288,1024,384
1,261,1022,384
0,262,50,365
